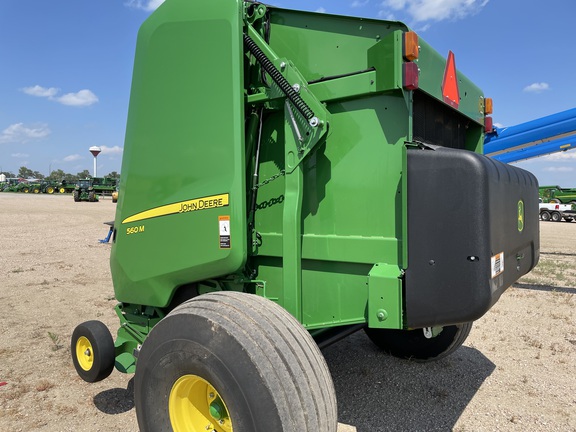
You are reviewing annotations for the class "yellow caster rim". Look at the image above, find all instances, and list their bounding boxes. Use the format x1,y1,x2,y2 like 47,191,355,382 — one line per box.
76,336,94,371
169,374,233,432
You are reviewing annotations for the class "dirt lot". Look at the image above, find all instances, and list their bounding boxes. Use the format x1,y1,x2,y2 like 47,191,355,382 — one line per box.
0,193,574,431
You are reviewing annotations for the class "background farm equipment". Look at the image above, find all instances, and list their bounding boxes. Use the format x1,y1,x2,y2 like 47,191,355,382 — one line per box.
539,185,576,204
73,178,98,202
92,177,118,196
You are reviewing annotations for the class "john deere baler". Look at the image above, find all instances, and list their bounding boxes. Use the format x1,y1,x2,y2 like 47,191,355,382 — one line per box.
71,1,539,430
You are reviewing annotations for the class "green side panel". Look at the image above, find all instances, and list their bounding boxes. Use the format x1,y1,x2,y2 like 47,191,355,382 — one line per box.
111,0,246,307
268,9,408,82
253,93,408,328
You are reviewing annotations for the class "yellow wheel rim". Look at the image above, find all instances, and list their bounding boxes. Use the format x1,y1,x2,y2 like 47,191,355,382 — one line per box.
169,374,233,432
76,336,94,371
59,188,65,193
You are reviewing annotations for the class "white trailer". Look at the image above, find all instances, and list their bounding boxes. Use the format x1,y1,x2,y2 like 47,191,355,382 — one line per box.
539,203,576,222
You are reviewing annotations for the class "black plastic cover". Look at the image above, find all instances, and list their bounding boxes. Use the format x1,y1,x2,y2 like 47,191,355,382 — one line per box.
405,145,540,328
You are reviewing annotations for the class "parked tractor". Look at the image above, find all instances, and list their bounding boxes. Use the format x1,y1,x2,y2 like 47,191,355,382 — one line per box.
71,1,539,430
1,178,22,192
73,178,98,202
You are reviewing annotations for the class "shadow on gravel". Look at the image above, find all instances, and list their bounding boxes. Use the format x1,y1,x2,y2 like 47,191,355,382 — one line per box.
323,331,495,431
514,283,576,294
93,378,135,414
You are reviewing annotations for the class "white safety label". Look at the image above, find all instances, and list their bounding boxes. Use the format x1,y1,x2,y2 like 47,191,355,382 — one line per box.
219,216,231,249
491,252,504,278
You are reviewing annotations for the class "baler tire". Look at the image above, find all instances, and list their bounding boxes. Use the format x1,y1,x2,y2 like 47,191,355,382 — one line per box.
134,291,337,432
540,211,550,221
364,322,473,362
71,320,115,383
59,187,66,194
46,186,54,194
551,212,561,222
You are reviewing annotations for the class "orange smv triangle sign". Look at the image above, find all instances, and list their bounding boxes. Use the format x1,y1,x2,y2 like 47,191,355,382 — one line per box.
442,50,459,109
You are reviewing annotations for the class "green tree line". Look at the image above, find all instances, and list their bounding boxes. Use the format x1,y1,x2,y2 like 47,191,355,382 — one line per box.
0,167,120,182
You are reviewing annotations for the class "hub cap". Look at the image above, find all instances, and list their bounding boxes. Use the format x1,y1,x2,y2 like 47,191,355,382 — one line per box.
75,336,94,371
169,374,232,432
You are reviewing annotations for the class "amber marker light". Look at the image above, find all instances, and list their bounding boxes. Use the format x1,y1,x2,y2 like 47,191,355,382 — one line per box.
485,97,493,115
403,31,419,61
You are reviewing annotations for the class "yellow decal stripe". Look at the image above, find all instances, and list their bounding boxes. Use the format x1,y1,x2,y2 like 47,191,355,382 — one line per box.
122,193,229,224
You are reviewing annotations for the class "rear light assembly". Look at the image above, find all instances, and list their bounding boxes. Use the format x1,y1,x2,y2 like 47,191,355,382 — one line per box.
403,31,419,90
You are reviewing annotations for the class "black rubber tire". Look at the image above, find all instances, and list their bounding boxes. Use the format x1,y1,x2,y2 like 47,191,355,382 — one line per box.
73,190,80,202
71,320,115,383
551,212,562,222
365,322,473,362
135,291,337,432
564,218,573,222
88,191,96,202
540,211,551,221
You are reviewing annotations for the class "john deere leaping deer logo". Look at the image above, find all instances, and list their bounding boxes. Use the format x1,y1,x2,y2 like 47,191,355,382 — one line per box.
518,200,524,232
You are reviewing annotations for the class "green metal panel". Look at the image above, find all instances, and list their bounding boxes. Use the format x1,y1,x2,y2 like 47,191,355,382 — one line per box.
253,91,409,327
111,0,246,307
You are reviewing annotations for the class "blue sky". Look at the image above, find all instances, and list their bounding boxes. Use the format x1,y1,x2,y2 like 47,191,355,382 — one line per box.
1,0,575,186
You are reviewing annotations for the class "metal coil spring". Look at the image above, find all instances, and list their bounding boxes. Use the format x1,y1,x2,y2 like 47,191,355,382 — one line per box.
243,33,315,122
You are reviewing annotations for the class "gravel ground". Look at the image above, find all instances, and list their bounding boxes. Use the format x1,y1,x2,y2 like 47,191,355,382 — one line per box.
0,193,574,431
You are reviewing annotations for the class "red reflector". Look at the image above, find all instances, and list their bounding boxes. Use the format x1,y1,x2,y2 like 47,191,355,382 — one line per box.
442,51,459,108
403,62,419,90
485,116,493,133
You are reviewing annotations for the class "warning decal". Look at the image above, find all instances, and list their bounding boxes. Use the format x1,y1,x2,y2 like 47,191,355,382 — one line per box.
491,252,504,279
219,215,231,249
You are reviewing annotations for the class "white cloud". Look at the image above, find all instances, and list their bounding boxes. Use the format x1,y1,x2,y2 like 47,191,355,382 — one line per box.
22,85,59,98
22,85,99,107
351,0,370,7
56,89,99,107
316,7,327,13
125,0,164,11
63,154,83,162
380,0,489,22
523,82,550,93
384,0,407,10
100,145,123,155
544,149,576,160
543,166,574,172
0,123,51,144
11,153,30,158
